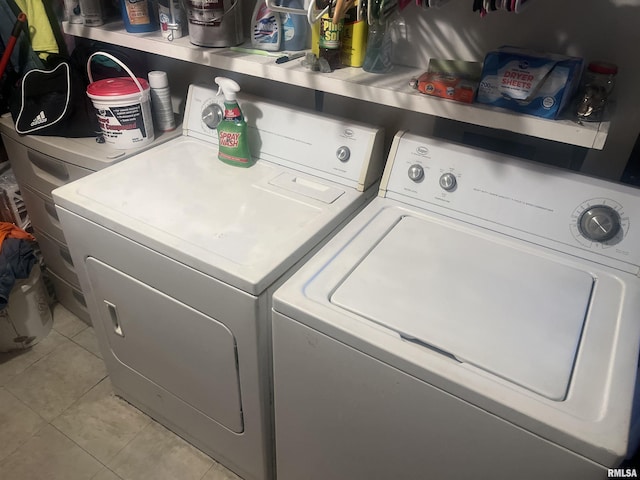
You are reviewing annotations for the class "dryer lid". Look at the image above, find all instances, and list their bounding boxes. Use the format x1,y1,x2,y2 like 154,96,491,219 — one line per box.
330,215,593,401
53,136,364,295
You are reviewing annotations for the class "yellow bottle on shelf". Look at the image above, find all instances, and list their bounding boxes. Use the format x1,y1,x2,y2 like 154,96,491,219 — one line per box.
340,0,367,67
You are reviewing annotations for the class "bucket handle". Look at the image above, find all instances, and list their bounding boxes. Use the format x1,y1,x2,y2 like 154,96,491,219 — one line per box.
307,0,330,24
191,0,239,23
87,51,145,94
266,0,308,15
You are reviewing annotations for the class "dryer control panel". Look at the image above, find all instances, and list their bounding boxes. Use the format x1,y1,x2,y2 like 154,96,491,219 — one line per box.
182,84,385,191
380,131,640,272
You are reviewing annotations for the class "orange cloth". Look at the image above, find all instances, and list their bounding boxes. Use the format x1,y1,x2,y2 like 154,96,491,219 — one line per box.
0,222,35,251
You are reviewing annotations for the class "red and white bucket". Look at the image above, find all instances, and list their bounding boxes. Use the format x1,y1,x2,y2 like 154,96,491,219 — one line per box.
86,52,154,149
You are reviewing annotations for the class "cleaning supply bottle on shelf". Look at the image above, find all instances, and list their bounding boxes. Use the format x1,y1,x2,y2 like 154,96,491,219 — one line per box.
214,77,253,167
120,0,159,33
281,0,310,51
251,0,282,51
316,0,344,71
340,0,367,67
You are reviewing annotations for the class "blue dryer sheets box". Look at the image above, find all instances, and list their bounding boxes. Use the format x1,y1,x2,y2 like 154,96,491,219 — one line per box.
476,47,583,119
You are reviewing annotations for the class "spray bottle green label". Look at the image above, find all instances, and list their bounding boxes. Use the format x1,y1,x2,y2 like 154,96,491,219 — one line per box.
214,77,254,167
218,103,251,165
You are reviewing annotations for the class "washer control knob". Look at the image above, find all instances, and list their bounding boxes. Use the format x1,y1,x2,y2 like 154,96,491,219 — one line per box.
408,164,424,182
336,146,351,162
578,205,621,242
439,172,457,191
202,103,223,129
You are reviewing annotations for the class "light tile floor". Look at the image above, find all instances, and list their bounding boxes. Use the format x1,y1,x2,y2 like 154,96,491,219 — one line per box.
0,303,244,480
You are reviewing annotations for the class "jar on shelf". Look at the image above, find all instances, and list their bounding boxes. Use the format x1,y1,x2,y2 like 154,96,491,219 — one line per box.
576,61,618,123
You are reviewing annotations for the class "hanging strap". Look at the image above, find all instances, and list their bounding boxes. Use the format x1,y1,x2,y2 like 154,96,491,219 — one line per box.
41,0,68,56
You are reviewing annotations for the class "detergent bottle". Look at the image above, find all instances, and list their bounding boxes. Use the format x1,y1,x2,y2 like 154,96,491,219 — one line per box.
250,0,282,51
281,0,310,51
214,77,253,167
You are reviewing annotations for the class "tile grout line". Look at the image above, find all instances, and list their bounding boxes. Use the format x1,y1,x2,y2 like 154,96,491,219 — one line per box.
49,422,112,473
45,376,129,478
90,465,124,480
0,387,49,468
50,376,156,479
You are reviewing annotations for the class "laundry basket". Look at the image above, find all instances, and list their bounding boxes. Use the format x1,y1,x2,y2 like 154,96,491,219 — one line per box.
0,263,53,352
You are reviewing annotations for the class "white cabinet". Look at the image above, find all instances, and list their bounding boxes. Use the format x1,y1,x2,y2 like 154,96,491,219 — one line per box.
0,131,93,322
63,20,609,150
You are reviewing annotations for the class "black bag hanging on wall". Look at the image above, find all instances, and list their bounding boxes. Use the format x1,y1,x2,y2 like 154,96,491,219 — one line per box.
1,0,100,138
9,53,100,137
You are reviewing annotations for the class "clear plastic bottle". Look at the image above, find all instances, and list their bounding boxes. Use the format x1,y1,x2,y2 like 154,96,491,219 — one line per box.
362,20,392,73
148,71,176,132
576,61,618,123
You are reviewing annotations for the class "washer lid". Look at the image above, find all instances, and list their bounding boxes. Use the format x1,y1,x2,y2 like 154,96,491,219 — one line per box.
330,215,594,401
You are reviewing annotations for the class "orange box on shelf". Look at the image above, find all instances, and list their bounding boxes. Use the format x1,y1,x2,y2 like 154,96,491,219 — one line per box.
413,59,482,104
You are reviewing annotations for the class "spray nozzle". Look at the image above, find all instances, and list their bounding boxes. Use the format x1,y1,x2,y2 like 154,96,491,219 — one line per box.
215,76,241,102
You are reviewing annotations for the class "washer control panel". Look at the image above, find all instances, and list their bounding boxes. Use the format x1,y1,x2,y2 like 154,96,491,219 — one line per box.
438,172,457,191
383,131,640,269
570,198,628,246
408,164,424,182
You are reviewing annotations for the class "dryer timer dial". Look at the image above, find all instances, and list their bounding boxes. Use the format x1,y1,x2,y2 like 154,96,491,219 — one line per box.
578,205,621,242
202,103,223,129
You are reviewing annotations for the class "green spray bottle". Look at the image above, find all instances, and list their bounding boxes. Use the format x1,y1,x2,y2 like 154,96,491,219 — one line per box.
214,77,254,167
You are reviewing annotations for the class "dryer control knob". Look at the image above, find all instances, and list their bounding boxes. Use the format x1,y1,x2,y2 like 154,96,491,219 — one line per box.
408,164,424,182
202,103,223,129
336,146,351,162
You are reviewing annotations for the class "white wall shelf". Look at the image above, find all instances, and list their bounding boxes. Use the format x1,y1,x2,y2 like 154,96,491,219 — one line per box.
64,20,609,150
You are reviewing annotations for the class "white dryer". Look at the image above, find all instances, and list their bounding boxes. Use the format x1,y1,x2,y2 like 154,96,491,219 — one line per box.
52,84,384,480
271,131,640,480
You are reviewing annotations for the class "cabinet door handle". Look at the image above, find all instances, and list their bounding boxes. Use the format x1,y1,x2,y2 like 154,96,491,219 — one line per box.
27,150,70,183
104,300,124,337
59,245,74,267
44,201,59,221
73,290,87,307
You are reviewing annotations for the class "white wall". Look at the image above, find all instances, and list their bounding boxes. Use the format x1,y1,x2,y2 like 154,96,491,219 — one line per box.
147,0,640,180
392,0,640,180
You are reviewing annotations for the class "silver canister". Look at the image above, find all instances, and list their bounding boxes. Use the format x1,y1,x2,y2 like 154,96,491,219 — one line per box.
184,0,243,47
158,0,186,40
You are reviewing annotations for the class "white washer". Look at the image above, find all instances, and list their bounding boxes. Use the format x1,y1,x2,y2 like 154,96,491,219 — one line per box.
271,131,640,480
51,84,384,480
